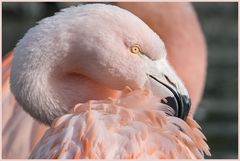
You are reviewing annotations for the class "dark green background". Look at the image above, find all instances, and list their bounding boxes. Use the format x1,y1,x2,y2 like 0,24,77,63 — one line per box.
2,2,238,159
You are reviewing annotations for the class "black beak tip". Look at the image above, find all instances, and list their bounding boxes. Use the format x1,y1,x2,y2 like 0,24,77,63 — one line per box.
161,95,191,120
148,74,191,120
180,95,191,120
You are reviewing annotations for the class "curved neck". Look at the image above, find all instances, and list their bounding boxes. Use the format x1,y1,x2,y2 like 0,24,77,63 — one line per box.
10,46,121,125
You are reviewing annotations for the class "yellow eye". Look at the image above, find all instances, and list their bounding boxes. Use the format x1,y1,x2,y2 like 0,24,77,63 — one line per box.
130,45,141,54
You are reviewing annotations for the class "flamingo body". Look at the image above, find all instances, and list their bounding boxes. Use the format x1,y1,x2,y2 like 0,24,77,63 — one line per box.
30,88,210,159
2,3,208,159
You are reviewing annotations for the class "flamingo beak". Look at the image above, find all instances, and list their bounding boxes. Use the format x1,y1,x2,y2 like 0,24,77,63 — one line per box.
147,74,191,120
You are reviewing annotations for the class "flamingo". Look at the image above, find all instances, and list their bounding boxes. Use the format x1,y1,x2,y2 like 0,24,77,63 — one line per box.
2,3,209,159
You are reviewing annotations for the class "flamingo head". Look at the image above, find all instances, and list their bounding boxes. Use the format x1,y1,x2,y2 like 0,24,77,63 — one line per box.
10,4,191,125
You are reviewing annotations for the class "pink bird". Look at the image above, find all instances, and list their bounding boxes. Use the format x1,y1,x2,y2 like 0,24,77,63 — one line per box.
2,3,209,159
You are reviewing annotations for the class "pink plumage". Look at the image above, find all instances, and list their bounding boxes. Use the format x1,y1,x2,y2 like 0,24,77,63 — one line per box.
3,3,210,159
30,88,210,159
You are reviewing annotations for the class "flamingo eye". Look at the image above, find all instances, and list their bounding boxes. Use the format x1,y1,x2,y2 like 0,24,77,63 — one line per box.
130,45,141,54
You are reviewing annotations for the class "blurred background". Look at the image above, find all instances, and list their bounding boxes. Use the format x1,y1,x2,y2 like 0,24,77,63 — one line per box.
2,2,238,159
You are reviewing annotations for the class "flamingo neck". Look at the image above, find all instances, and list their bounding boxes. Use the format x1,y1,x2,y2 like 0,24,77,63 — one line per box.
10,49,121,125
